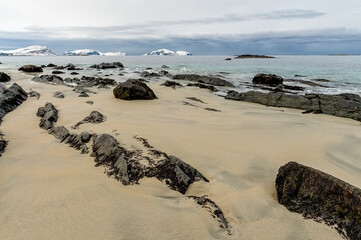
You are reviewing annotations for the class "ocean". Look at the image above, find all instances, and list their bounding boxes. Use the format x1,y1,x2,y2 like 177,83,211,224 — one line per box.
1,55,361,95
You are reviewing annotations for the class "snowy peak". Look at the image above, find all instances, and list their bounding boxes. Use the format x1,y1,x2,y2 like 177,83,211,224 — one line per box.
144,49,192,56
64,49,127,56
0,45,55,56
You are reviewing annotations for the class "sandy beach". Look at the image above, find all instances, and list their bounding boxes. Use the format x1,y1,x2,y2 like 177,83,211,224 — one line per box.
0,70,360,240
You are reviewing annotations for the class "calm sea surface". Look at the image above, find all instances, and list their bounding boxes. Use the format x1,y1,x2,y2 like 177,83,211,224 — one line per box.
1,55,361,95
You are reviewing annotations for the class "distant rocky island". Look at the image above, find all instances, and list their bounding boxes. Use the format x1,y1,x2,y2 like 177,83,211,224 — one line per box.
0,45,55,56
64,49,127,56
234,54,275,59
144,49,192,56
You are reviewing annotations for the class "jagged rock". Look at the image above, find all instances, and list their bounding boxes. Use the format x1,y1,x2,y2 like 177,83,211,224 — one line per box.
32,75,68,86
0,132,7,157
72,111,105,129
150,155,209,194
52,70,65,75
0,72,11,82
86,101,93,105
90,62,124,69
113,79,157,100
0,83,28,123
53,91,64,99
140,71,160,78
65,133,91,154
91,134,130,184
36,103,58,130
225,90,361,122
252,73,283,85
276,161,361,240
187,83,218,92
18,65,43,72
173,74,234,87
48,126,70,142
189,195,231,234
161,65,169,68
161,80,183,88
28,90,40,99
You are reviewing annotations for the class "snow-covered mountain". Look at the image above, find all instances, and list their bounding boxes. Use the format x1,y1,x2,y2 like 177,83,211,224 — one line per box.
143,49,192,56
64,49,127,56
0,45,55,56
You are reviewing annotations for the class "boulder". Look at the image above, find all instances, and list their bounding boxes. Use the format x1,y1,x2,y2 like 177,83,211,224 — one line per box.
18,65,43,72
173,74,234,87
0,72,11,82
90,62,124,69
140,71,160,78
79,76,117,88
52,70,65,74
113,79,157,100
32,75,67,86
47,63,57,67
252,73,283,85
276,162,361,240
36,103,58,130
53,91,64,99
161,80,183,88
28,90,40,99
0,83,28,123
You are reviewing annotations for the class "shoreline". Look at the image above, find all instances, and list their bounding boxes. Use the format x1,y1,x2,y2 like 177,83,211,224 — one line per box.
0,70,360,239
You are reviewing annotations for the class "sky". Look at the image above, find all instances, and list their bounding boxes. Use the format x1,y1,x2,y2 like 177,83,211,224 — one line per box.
0,0,361,55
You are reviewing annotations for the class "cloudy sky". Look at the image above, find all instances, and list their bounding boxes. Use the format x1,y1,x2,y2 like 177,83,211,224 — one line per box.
0,0,360,55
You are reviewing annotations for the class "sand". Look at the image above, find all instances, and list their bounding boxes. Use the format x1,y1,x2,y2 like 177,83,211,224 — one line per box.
1,71,360,239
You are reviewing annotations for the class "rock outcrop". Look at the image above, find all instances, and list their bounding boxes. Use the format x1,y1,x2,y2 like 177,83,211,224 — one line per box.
252,73,283,85
0,83,28,123
72,111,105,129
113,79,157,100
90,62,124,70
225,90,361,122
36,103,58,130
276,161,361,240
161,80,183,88
172,74,234,87
18,65,43,72
32,75,68,86
0,72,11,82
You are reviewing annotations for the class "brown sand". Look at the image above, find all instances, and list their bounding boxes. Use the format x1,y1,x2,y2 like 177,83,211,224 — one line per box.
1,71,360,239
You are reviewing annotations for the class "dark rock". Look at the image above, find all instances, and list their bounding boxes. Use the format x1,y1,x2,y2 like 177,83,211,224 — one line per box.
186,97,205,103
276,161,361,240
313,78,331,82
285,79,327,88
65,133,91,154
86,101,94,105
161,80,183,88
252,73,283,85
72,111,105,129
140,71,160,78
145,67,152,70
79,76,117,88
52,70,65,75
47,63,57,67
66,64,82,71
53,91,64,99
90,62,124,70
159,70,170,76
173,74,234,87
161,65,169,68
54,66,65,70
225,58,232,61
78,92,89,98
32,75,68,86
225,90,361,122
282,85,304,91
0,83,28,123
48,126,70,142
28,90,40,99
204,108,221,112
294,74,306,77
113,79,157,100
41,65,46,68
0,72,11,82
70,72,79,75
189,195,231,234
64,77,81,84
18,65,43,72
118,73,124,76
187,83,218,92
234,54,274,59
0,132,7,157
36,103,58,130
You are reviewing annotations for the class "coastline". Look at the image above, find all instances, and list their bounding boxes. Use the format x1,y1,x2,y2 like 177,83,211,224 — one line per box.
1,70,360,239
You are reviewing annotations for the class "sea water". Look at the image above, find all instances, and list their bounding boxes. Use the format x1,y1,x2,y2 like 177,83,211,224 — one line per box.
1,55,361,95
